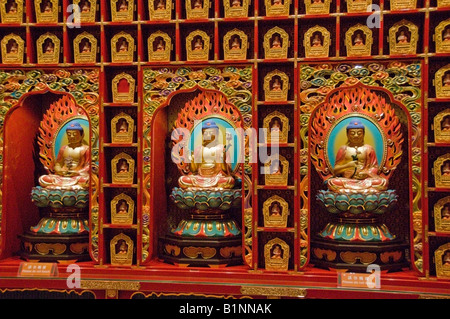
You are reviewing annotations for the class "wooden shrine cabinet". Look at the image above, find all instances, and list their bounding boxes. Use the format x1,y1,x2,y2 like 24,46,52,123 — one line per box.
0,0,448,300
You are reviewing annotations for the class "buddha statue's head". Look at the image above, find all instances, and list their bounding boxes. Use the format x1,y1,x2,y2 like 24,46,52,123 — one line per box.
346,119,365,147
66,121,85,146
201,120,220,146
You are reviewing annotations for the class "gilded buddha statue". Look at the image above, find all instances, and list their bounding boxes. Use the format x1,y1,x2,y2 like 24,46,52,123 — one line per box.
38,121,90,190
178,120,235,190
326,119,387,194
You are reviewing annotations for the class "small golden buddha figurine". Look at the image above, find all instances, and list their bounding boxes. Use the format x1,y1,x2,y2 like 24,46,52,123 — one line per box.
8,41,19,54
118,119,129,133
39,122,90,190
44,40,55,54
43,0,53,12
118,240,128,254
156,0,165,9
178,120,235,189
81,40,91,53
326,120,388,194
271,35,282,48
270,159,283,175
444,250,450,266
7,0,18,13
193,0,203,9
271,78,282,91
270,201,282,216
312,34,322,47
444,73,450,87
81,0,91,12
444,28,450,42
118,159,129,173
231,36,240,50
397,30,409,44
354,33,364,46
271,244,282,259
270,118,282,133
117,200,128,214
118,0,128,11
231,0,242,7
118,39,128,52
442,204,450,220
442,117,450,131
193,37,203,51
156,39,165,51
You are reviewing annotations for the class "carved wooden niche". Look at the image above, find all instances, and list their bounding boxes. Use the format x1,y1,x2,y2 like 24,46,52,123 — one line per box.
37,33,60,64
264,238,290,271
263,195,290,228
186,30,210,61
111,32,134,63
264,154,289,186
345,24,373,57
111,193,135,225
35,0,58,23
435,243,450,279
305,0,331,15
390,0,417,11
149,0,171,20
111,112,134,143
264,70,289,102
346,0,371,13
224,29,248,60
304,26,330,58
110,233,134,266
224,0,250,18
1,33,24,64
389,20,418,55
112,73,136,103
434,196,450,233
186,0,210,19
434,153,450,188
264,26,289,59
435,19,450,54
263,110,289,144
435,64,450,99
73,0,97,22
434,109,450,143
111,0,134,22
148,31,172,62
74,32,97,63
265,0,290,16
0,0,23,23
112,152,135,184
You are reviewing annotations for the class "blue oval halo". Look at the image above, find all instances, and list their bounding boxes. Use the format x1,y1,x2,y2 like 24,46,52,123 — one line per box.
326,116,385,171
54,118,90,160
189,117,242,172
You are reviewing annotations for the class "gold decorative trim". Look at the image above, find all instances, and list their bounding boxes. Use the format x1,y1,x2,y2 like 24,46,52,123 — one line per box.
111,0,134,22
80,280,140,291
35,243,67,255
148,31,172,62
263,26,289,59
433,196,450,232
240,286,306,298
345,24,372,57
112,73,136,103
437,0,450,7
0,0,23,23
265,0,290,17
74,32,97,64
183,246,216,259
388,19,418,55
435,64,450,99
304,25,330,58
346,0,371,13
390,0,417,11
340,251,377,265
1,33,24,64
264,69,289,102
223,29,248,61
313,248,337,261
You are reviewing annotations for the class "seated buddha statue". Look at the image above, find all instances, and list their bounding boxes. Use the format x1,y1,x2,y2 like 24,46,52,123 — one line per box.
39,121,90,190
45,40,55,54
271,78,282,91
118,119,129,133
312,34,323,47
43,0,52,13
444,28,450,42
117,200,128,214
271,35,282,49
326,120,388,194
397,31,409,44
270,202,282,216
81,40,91,53
193,0,203,9
156,39,165,51
118,240,128,254
231,37,240,50
442,205,450,220
444,250,450,266
231,0,241,7
444,73,450,87
271,245,282,259
118,0,128,11
354,33,364,46
7,0,17,13
8,41,18,54
193,38,203,51
156,0,165,10
81,0,90,12
272,0,283,6
178,120,235,189
442,117,450,131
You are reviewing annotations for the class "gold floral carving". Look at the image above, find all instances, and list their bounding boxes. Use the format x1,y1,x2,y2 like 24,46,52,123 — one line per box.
380,251,403,263
80,280,140,291
240,286,306,298
164,244,181,256
390,0,417,10
313,248,337,261
35,243,67,255
70,243,89,254
220,246,242,258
